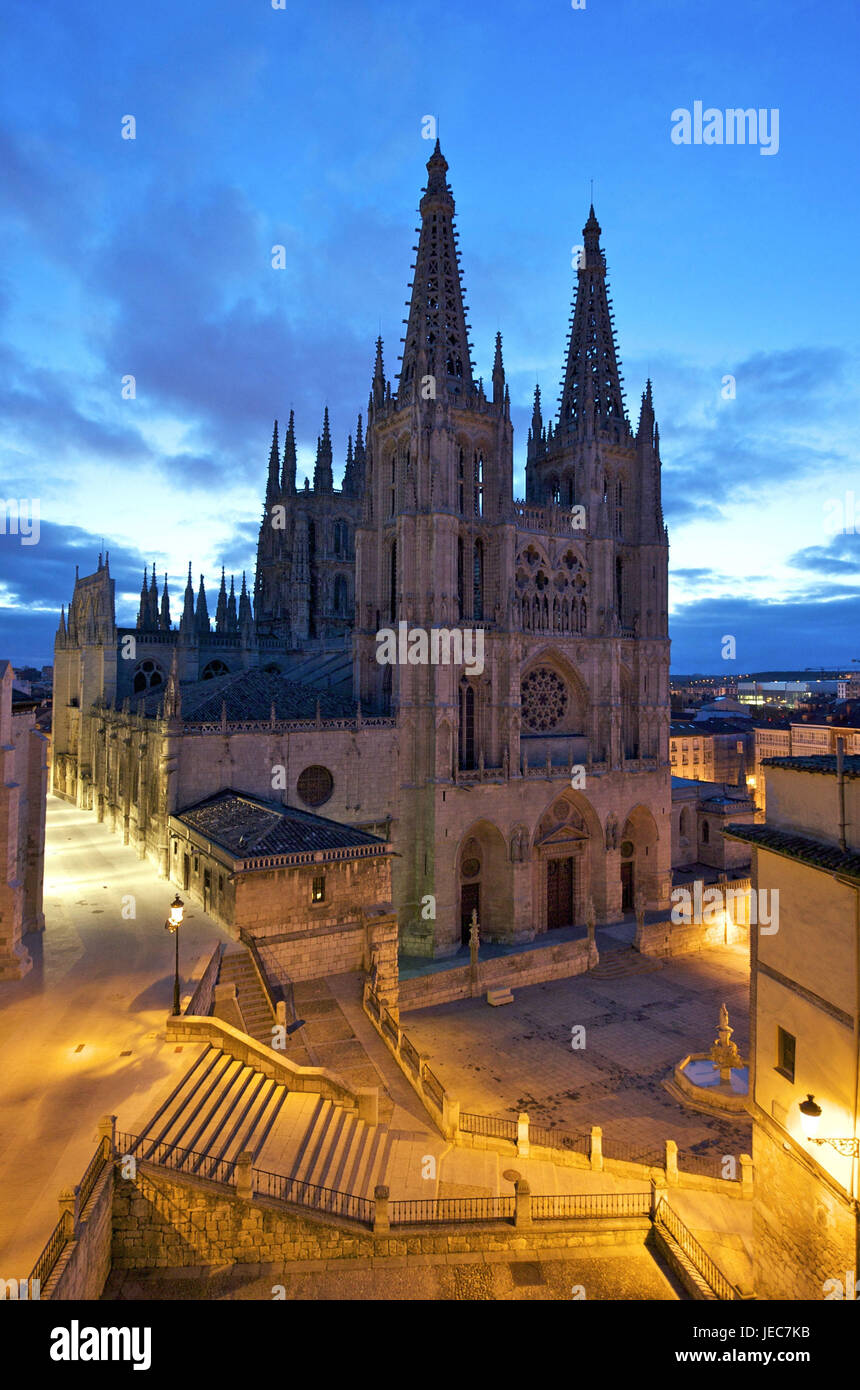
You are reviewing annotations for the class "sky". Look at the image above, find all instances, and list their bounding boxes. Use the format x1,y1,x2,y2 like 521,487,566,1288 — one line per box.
0,0,858,672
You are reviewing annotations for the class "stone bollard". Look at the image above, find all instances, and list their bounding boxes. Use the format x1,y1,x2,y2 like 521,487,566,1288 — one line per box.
590,1125,604,1172
276,1000,287,1031
740,1152,753,1199
98,1114,117,1158
514,1178,532,1229
443,1095,460,1141
665,1139,679,1186
235,1151,254,1202
517,1111,530,1158
58,1186,78,1239
650,1174,667,1220
357,1087,379,1127
373,1185,390,1235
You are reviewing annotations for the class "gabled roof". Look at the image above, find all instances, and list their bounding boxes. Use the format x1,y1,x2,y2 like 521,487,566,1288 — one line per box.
723,822,860,881
762,754,860,778
172,790,388,869
140,667,357,722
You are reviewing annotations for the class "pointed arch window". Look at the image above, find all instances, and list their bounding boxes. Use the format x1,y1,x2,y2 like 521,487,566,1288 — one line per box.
459,683,476,769
615,482,623,537
389,452,396,517
473,451,483,517
389,541,397,622
457,536,464,619
458,448,465,513
616,556,623,620
334,575,348,616
473,539,484,620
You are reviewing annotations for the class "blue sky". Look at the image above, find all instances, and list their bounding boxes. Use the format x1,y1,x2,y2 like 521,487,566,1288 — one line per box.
1,0,858,671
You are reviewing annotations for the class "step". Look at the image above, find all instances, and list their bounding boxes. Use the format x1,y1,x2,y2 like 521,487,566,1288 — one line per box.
133,1046,221,1150
292,1098,338,1185
143,1051,236,1155
487,988,514,1006
308,1107,353,1189
185,1064,258,1160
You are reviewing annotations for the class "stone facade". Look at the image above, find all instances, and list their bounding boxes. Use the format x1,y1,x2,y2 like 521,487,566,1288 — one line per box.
51,141,678,969
0,662,48,979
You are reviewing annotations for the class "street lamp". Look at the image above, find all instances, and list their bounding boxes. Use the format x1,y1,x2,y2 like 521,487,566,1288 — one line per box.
799,1094,860,1158
164,894,184,1016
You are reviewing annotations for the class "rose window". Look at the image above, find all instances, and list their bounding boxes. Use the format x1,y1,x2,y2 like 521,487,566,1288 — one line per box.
521,667,568,731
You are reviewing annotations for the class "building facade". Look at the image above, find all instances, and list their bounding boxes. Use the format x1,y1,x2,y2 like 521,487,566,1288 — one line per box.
0,662,48,979
725,755,860,1300
52,142,675,965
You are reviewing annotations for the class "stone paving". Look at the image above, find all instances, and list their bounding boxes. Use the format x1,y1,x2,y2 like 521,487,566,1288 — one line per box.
103,1245,681,1300
400,944,752,1165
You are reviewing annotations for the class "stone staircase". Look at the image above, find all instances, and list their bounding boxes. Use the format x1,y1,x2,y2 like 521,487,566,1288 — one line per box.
259,1092,391,1198
131,1045,288,1179
217,947,276,1044
589,947,663,979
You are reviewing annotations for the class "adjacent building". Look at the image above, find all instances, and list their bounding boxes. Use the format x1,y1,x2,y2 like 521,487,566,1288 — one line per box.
0,662,48,979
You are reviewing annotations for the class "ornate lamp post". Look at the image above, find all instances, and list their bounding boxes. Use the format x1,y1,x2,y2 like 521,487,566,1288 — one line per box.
799,1094,860,1158
164,894,184,1016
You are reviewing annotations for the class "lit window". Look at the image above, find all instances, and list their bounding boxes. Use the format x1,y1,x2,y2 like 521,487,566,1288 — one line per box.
311,875,325,903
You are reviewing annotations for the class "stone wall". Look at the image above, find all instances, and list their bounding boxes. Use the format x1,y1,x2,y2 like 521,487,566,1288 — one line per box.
43,1163,114,1301
752,1113,858,1300
400,934,597,1010
111,1164,649,1270
637,882,750,958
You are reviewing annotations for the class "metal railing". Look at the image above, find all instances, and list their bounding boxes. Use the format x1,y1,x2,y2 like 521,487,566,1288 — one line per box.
29,1217,69,1290
677,1150,729,1180
460,1112,518,1141
532,1191,650,1220
601,1136,665,1168
530,1125,590,1155
390,1196,515,1225
400,1034,421,1076
421,1066,445,1111
254,1168,373,1225
115,1131,237,1186
655,1197,742,1300
381,1009,399,1046
78,1138,110,1211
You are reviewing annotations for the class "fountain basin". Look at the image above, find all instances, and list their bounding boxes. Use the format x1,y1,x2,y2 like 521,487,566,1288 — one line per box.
672,1052,749,1115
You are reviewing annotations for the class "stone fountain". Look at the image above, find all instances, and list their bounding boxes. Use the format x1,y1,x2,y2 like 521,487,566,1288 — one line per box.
667,1003,749,1116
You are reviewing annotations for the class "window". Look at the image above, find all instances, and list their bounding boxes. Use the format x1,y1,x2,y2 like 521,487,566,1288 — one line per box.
458,448,465,513
334,574,348,616
459,684,476,769
776,1027,796,1083
702,820,710,843
457,536,464,619
311,875,326,904
473,540,483,620
201,659,229,681
615,556,623,619
389,541,397,622
297,765,334,807
474,451,484,516
133,658,165,693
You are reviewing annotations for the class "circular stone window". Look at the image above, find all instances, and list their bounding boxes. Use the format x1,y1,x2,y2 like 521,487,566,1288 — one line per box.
620,840,635,859
461,857,481,879
521,667,568,731
297,765,334,808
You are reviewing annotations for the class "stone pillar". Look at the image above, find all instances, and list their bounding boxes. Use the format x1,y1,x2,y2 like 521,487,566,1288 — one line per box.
650,1174,666,1220
235,1151,253,1201
58,1186,78,1238
98,1114,117,1157
442,1095,460,1140
740,1152,753,1200
665,1139,678,1186
514,1178,532,1229
357,1087,379,1127
373,1184,390,1235
590,1125,603,1171
517,1111,530,1158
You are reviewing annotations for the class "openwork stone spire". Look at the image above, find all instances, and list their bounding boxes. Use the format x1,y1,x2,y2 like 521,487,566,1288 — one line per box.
398,140,474,398
558,205,627,433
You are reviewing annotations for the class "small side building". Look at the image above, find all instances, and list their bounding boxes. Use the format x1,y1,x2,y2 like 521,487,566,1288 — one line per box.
168,790,398,996
724,753,860,1301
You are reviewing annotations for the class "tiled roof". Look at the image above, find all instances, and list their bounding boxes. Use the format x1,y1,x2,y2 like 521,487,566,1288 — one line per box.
174,790,387,864
142,668,357,722
723,823,860,880
762,754,860,778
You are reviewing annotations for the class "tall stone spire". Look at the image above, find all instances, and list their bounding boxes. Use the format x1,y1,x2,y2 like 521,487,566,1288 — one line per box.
159,573,171,631
559,205,627,435
215,567,228,633
492,331,505,404
238,571,254,642
314,406,333,492
180,562,195,636
372,337,386,406
281,409,296,494
398,141,474,398
265,420,280,504
148,564,159,628
342,433,356,496
353,412,366,493
195,575,210,636
227,575,238,632
136,566,149,630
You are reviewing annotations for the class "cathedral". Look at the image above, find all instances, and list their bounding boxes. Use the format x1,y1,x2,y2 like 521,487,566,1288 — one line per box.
52,141,672,968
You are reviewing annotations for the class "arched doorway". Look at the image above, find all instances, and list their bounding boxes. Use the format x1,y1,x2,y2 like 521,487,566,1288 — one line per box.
457,822,509,945
620,805,659,910
533,794,596,930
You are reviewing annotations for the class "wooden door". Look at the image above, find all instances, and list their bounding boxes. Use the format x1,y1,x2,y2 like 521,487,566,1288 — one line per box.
547,857,574,929
621,860,634,911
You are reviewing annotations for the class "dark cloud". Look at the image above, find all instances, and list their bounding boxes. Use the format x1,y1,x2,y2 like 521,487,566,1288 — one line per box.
670,592,860,672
